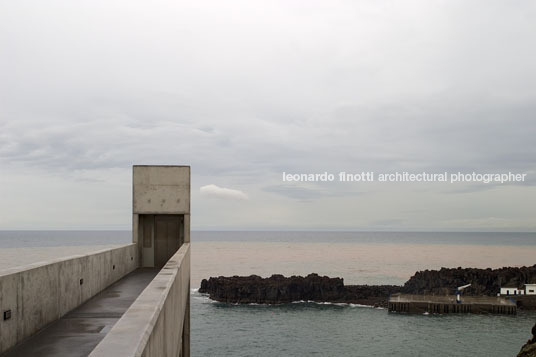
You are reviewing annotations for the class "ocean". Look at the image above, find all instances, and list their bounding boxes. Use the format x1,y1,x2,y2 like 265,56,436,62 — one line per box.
1,231,535,356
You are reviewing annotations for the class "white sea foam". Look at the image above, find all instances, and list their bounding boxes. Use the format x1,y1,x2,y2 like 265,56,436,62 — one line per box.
289,300,379,308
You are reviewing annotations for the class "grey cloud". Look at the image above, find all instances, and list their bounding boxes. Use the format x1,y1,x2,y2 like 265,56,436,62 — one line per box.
263,184,363,201
1,0,535,229
263,185,327,200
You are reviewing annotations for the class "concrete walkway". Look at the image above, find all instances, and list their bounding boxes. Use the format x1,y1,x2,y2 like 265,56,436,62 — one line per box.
2,269,159,357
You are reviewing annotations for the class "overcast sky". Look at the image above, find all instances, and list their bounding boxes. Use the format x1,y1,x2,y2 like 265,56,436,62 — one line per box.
1,0,535,231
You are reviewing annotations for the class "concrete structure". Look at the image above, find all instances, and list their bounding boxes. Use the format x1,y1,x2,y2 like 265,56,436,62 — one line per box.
525,284,536,295
90,243,190,357
133,165,190,269
500,286,525,296
0,244,138,354
2,269,158,356
497,284,536,309
0,165,191,357
509,295,536,309
388,293,517,315
499,283,536,296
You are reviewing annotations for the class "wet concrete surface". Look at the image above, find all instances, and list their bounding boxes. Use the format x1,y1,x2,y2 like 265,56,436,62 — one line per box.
2,268,159,357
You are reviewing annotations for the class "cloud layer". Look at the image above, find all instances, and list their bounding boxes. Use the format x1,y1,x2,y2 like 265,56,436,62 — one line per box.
1,1,535,230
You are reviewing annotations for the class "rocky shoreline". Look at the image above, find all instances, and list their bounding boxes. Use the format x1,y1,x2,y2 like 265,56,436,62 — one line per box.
199,264,536,308
401,265,536,296
518,323,536,357
199,273,400,307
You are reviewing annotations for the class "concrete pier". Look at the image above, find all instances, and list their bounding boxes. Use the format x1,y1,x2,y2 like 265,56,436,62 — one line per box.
388,293,517,315
0,165,191,356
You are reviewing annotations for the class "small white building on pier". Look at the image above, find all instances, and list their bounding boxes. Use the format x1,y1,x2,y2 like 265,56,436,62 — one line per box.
525,284,536,295
500,286,524,296
500,283,536,296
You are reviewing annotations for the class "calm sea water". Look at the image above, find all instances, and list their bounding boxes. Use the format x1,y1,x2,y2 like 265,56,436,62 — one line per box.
1,230,535,247
1,230,535,356
191,297,535,357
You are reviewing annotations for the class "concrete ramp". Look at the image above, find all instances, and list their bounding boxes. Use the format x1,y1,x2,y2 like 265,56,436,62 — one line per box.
2,269,158,357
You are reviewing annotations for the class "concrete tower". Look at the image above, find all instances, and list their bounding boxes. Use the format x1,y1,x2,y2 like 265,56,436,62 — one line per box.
132,165,191,268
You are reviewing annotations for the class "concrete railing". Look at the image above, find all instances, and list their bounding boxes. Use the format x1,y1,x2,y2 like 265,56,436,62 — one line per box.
0,243,139,354
90,243,191,357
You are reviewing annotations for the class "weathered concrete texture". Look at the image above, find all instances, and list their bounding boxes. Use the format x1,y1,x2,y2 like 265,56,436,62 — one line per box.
0,244,138,354
1,269,158,357
133,166,190,214
89,243,191,357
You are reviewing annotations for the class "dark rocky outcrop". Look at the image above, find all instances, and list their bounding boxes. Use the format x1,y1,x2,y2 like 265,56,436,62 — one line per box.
200,265,536,307
518,323,536,357
402,265,536,296
199,273,400,307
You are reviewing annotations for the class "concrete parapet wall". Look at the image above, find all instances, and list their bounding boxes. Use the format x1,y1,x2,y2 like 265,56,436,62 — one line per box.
0,244,138,354
90,243,191,357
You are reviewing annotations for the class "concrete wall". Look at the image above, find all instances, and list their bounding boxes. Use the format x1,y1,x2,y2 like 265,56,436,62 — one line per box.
89,243,191,357
0,244,138,354
133,165,190,215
